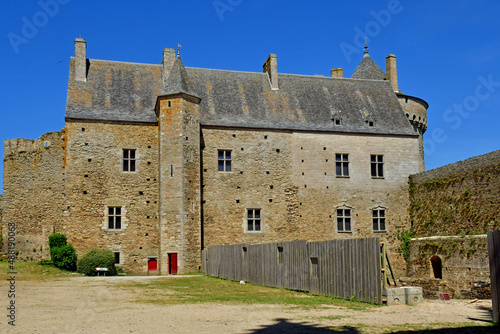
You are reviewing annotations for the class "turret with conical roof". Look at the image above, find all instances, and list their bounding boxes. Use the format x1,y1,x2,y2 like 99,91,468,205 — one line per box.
351,45,428,171
351,45,386,80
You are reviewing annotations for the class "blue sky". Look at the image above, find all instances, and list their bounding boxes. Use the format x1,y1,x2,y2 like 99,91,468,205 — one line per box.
1,0,499,193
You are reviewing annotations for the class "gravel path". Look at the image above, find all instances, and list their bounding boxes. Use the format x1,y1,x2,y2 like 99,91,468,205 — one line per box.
0,276,495,333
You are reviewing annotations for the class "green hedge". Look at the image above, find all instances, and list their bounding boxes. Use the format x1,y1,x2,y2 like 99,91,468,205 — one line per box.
48,233,77,271
51,244,77,271
49,233,67,249
77,249,117,276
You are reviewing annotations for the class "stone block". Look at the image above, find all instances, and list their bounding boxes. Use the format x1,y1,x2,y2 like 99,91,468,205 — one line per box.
405,286,423,305
384,287,406,305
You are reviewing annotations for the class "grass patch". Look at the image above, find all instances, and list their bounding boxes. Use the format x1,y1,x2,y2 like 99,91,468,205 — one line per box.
0,260,77,281
117,275,376,310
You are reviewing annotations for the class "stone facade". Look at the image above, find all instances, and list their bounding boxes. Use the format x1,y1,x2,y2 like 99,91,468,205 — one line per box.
202,128,419,272
63,121,160,274
1,38,428,274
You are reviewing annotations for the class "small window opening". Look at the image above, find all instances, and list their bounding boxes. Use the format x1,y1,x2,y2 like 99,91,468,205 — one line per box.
431,255,442,279
242,247,247,262
310,257,318,278
277,246,284,264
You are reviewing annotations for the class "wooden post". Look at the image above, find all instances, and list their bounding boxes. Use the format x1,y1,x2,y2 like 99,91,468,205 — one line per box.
487,230,500,323
381,242,387,290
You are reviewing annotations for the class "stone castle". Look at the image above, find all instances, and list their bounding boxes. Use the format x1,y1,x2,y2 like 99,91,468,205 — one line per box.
1,38,428,274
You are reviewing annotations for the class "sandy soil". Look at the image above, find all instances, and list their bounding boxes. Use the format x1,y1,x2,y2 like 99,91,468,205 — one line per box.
0,276,495,334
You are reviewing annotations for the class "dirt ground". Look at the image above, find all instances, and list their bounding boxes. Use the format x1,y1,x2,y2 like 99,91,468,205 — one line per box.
0,275,495,334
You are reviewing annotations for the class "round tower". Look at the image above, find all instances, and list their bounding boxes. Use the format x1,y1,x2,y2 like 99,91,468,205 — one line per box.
385,54,428,172
397,93,428,171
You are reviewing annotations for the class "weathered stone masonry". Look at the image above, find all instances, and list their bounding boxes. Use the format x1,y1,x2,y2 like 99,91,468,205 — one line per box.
2,39,428,274
405,150,500,298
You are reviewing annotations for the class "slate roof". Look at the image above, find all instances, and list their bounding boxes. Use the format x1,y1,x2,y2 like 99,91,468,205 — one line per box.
65,55,418,136
351,53,386,80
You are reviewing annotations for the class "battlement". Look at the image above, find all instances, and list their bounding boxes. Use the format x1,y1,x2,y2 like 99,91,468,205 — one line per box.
4,131,64,159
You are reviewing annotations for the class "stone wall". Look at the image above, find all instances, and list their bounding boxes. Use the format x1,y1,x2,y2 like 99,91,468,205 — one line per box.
64,121,160,274
2,131,65,260
201,128,421,273
405,235,490,298
409,150,500,237
406,150,500,298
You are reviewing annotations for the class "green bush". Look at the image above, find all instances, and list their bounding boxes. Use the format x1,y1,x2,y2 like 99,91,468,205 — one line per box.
77,249,117,276
51,244,77,271
38,260,54,266
49,233,67,249
48,233,77,271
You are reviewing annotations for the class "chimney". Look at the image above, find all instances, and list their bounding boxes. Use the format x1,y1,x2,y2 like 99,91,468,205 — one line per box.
330,68,343,78
74,38,87,82
263,53,278,90
162,48,176,85
386,54,399,92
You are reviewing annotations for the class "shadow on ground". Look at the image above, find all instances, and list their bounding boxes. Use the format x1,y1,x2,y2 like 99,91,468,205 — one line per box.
467,304,494,323
246,319,360,333
246,317,497,334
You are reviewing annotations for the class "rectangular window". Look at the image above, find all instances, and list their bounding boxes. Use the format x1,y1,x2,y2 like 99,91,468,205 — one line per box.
123,149,136,172
373,209,386,232
371,155,384,178
247,209,261,231
218,150,231,172
335,153,349,177
114,252,120,265
337,209,352,232
108,207,122,229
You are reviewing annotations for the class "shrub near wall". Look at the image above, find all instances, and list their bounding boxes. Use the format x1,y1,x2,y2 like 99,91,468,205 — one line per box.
48,233,77,271
77,249,117,276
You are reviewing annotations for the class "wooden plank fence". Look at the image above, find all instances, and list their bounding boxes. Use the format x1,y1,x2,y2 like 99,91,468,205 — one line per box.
487,230,500,323
202,237,382,304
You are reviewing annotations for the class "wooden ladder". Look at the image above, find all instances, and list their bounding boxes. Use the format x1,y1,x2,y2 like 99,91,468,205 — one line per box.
380,241,397,303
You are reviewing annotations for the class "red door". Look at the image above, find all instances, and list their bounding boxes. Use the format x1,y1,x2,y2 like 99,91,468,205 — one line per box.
148,259,158,273
168,253,178,275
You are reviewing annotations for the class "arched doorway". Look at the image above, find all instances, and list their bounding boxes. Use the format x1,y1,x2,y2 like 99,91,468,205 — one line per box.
431,255,442,279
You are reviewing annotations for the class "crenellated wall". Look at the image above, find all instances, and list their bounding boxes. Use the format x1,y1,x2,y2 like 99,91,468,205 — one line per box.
2,131,66,261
